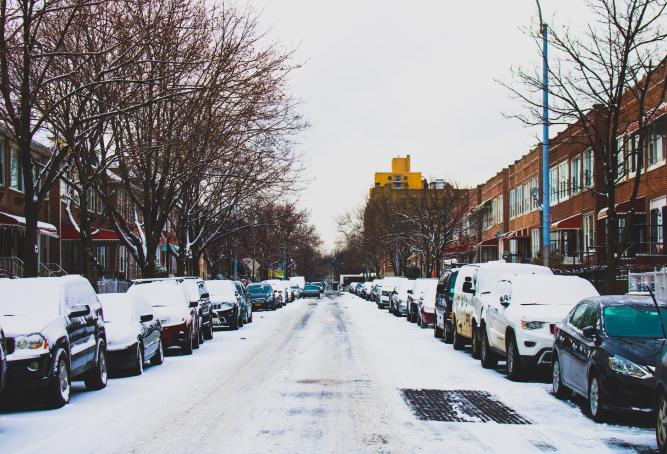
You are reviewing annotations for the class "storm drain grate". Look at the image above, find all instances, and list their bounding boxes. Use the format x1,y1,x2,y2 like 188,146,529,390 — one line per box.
400,389,532,424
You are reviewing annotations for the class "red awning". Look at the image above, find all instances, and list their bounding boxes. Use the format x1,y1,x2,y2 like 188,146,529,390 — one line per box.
444,243,475,254
597,197,646,220
0,211,58,238
551,214,582,231
60,223,120,241
476,238,499,248
504,228,530,239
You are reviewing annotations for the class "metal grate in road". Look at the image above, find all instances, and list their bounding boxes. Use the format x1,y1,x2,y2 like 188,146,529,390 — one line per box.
400,389,532,424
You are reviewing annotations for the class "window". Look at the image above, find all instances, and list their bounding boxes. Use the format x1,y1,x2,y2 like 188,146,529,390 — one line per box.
387,175,392,181
615,136,626,180
530,176,538,210
10,147,24,192
650,196,666,254
523,182,530,213
549,165,558,206
119,245,126,273
648,133,665,168
571,156,581,194
531,228,540,258
569,303,589,329
515,185,523,216
583,149,593,188
558,161,569,201
491,198,498,227
96,245,106,270
0,138,4,187
509,190,515,218
497,195,503,224
583,213,595,253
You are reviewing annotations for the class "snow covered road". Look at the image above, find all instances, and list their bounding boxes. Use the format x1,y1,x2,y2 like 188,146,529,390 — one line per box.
0,292,659,453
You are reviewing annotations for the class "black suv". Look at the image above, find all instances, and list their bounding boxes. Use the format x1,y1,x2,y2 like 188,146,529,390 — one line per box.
0,276,108,408
434,268,459,343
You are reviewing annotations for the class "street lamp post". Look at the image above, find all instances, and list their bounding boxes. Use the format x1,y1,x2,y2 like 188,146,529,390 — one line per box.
536,0,550,268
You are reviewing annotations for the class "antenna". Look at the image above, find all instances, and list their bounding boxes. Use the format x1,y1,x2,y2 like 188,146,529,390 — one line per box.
647,284,667,339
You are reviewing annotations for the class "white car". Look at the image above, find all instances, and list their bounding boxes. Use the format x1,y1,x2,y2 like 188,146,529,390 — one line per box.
262,280,286,306
378,277,408,309
478,274,599,380
390,279,415,316
406,278,438,328
451,262,552,358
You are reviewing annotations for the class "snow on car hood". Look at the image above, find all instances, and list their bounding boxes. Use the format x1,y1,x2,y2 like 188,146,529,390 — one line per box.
105,321,141,350
0,314,63,338
516,304,573,323
152,306,190,324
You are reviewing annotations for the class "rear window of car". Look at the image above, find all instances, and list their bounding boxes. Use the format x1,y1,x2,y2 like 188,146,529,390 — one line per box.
247,284,270,293
603,304,667,338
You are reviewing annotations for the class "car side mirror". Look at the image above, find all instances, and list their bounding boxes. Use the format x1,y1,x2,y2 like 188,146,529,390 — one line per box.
140,314,153,322
582,325,598,340
189,301,199,308
407,289,413,294
462,282,475,294
69,305,90,318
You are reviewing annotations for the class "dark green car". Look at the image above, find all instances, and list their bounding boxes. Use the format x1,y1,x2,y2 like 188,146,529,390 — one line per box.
246,284,278,310
302,284,321,298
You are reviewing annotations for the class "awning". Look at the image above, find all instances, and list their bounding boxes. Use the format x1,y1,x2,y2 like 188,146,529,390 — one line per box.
474,198,493,212
503,228,530,239
60,223,120,241
597,197,646,220
0,211,58,238
551,213,582,231
443,242,475,255
475,238,499,248
626,102,667,135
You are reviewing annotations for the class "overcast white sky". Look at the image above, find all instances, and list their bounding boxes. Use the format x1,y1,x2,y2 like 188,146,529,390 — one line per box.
245,1,592,251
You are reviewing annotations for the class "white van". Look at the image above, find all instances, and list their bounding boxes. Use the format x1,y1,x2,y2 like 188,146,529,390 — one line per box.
451,262,552,357
289,276,305,290
478,274,599,379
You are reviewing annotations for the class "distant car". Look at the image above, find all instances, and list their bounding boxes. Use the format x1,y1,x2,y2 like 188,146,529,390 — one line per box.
553,295,665,422
206,280,244,329
234,281,252,323
406,278,436,324
302,284,321,298
0,326,7,398
128,281,198,355
435,269,458,342
478,275,599,379
99,293,164,376
411,278,438,328
362,282,374,300
390,279,414,316
0,276,108,408
263,280,289,305
245,283,279,310
291,285,302,299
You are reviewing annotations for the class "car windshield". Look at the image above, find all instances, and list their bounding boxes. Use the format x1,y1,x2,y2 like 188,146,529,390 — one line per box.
100,296,135,322
247,284,271,294
129,283,186,308
603,304,667,338
305,285,318,290
0,280,61,317
206,281,237,299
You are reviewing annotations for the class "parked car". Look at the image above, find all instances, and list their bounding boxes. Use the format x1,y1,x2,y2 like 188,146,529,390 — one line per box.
390,279,414,316
99,293,164,376
235,281,252,323
406,278,437,324
206,280,244,329
302,283,321,298
435,269,459,342
654,342,667,453
478,275,599,379
370,281,383,303
245,283,279,310
0,325,7,399
289,276,306,292
0,276,108,408
378,277,406,309
362,282,374,300
291,285,302,299
411,278,438,328
451,262,552,357
553,295,665,422
263,280,289,305
128,281,198,355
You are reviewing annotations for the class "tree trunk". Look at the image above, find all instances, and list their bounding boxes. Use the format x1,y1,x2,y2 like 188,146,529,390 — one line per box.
605,215,619,294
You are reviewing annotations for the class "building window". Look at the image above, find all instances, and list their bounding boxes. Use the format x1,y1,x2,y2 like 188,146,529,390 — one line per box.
387,175,392,181
531,228,540,258
615,136,626,180
549,165,558,206
650,196,666,254
96,245,106,270
583,149,594,187
509,189,515,218
583,213,595,253
648,133,665,168
497,195,503,224
571,155,581,194
516,185,523,216
558,161,569,201
530,176,538,210
119,245,126,272
523,182,530,213
10,147,24,192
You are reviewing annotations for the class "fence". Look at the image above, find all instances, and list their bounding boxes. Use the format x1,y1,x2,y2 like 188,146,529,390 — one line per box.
97,278,131,294
627,268,667,299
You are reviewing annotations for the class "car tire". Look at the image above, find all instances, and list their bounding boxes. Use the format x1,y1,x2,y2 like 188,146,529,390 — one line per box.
434,321,443,338
182,330,194,355
150,340,164,366
480,328,497,369
130,342,144,376
588,373,607,422
248,310,253,323
506,335,523,381
198,322,205,344
46,350,70,409
203,323,213,340
238,310,245,328
656,391,667,453
231,312,240,330
193,326,200,349
471,323,481,359
452,318,465,350
443,319,454,344
552,354,570,399
84,344,108,391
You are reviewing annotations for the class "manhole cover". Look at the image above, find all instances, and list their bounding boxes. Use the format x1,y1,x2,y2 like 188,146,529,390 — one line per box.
400,389,532,424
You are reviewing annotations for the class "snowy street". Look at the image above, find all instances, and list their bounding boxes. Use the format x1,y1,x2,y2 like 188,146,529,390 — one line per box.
0,292,659,453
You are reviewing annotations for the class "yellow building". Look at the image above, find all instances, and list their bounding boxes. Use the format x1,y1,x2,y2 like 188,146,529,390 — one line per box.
373,155,423,190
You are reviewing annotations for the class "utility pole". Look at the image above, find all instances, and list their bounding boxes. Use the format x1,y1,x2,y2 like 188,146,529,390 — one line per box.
536,0,550,267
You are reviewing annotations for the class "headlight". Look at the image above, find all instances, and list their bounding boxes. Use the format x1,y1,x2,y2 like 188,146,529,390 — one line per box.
520,320,545,330
608,355,652,379
15,334,48,350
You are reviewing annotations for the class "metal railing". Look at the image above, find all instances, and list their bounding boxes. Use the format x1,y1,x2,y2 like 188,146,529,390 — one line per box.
97,278,131,294
39,263,68,277
0,257,24,278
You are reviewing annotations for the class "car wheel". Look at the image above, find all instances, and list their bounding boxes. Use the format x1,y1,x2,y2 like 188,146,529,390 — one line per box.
130,342,144,376
203,323,213,340
657,391,667,453
193,326,200,349
452,318,465,350
443,319,454,344
471,323,481,359
506,335,523,381
480,328,497,369
84,344,108,391
588,373,607,422
231,312,240,330
182,330,193,355
552,354,570,399
47,350,70,409
248,310,253,323
198,322,205,344
150,340,164,366
434,320,443,338
238,310,245,328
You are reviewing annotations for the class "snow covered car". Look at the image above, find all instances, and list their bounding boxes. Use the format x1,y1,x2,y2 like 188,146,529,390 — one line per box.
451,262,552,358
263,280,288,305
234,280,252,323
370,280,384,303
289,276,306,293
390,279,415,316
302,283,321,298
128,281,198,355
478,275,599,379
406,278,436,324
206,280,244,329
435,269,459,342
0,276,108,408
245,283,279,310
378,277,407,309
410,278,438,328
0,325,7,399
99,293,164,376
362,282,374,300
181,278,213,342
